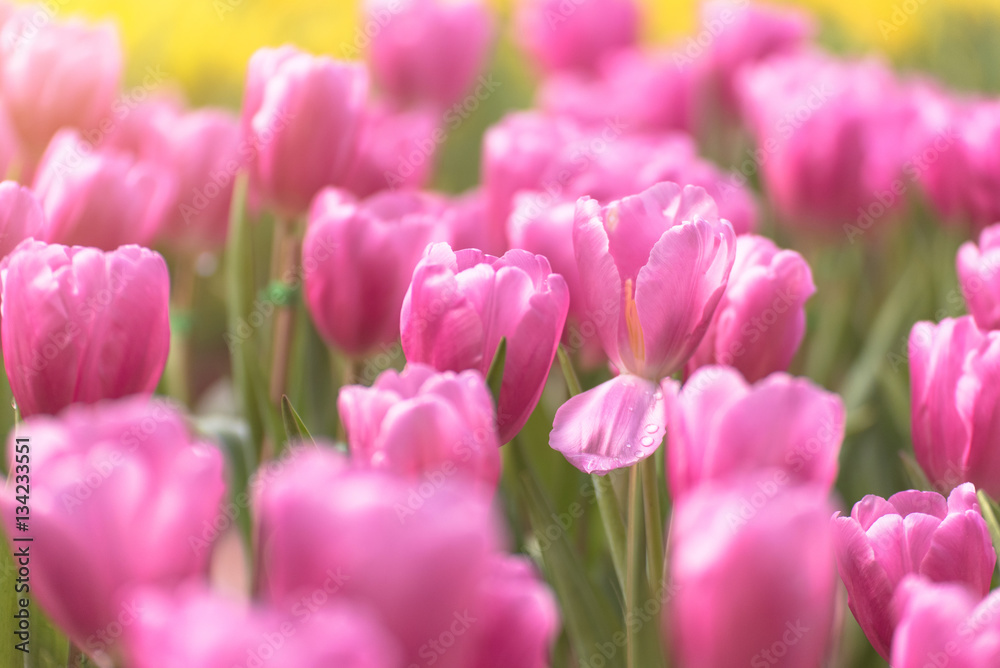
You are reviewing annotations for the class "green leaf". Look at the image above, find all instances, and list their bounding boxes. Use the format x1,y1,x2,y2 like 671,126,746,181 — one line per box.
976,490,1000,578
281,395,315,447
899,452,934,492
592,473,627,592
557,344,583,398
486,337,507,404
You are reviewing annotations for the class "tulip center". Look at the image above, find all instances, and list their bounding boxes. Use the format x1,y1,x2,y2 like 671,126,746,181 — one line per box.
624,279,646,364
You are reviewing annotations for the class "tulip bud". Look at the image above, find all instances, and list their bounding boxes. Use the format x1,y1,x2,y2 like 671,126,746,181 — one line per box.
957,222,1000,331
665,366,843,498
687,234,815,381
303,187,445,357
909,316,1000,496
345,102,439,198
669,479,837,668
515,0,638,74
338,363,501,492
33,130,177,250
0,241,170,417
401,242,569,443
0,10,122,160
832,484,995,660
241,46,367,217
367,0,494,109
0,181,43,258
0,397,225,664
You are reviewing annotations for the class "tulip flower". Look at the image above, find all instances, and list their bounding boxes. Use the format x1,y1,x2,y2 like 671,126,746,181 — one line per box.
126,586,401,668
538,48,696,135
832,483,995,660
241,46,368,217
0,9,122,160
665,366,843,498
686,234,815,381
669,479,837,668
255,447,553,668
366,0,494,109
738,51,918,233
344,102,439,198
442,189,499,254
32,130,177,250
909,316,1000,497
338,363,501,491
549,182,735,473
303,187,445,357
0,102,21,180
0,241,170,417
0,397,225,664
0,181,44,258
956,222,1000,331
401,242,569,443
515,0,638,75
891,576,1000,668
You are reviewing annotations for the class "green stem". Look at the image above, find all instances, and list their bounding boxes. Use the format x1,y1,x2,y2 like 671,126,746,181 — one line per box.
641,456,664,598
626,464,643,668
166,253,196,406
592,473,627,592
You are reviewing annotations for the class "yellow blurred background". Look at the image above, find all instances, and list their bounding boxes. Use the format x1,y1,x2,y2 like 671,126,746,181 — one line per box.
19,0,1000,107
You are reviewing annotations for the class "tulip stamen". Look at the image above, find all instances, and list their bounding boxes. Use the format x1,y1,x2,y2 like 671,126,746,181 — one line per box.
624,279,645,364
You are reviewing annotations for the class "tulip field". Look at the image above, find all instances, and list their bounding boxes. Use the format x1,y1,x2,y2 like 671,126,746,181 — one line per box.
4,0,1000,666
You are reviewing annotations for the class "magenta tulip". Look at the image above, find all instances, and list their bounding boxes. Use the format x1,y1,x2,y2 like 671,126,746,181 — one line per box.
254,447,537,668
0,241,170,417
892,576,1000,668
0,397,225,664
0,9,122,159
549,182,735,473
33,130,177,250
832,483,995,660
738,51,918,233
366,0,494,110
665,366,843,498
126,586,400,668
515,0,638,74
686,234,815,381
669,479,837,668
241,46,368,217
957,223,1000,330
338,363,501,491
401,242,569,443
344,102,439,198
303,187,445,357
0,181,44,258
909,316,1000,496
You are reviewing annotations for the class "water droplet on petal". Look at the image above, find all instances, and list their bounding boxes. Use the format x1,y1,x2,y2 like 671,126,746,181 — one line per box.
645,424,659,434
641,436,655,447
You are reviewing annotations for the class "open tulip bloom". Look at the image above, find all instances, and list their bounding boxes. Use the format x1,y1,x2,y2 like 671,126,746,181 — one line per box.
5,2,1000,667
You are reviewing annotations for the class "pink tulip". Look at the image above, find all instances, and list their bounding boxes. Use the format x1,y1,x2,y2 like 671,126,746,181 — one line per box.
338,363,501,491
0,10,122,160
832,483,995,660
0,397,225,664
918,98,1000,233
254,448,516,668
366,0,494,109
665,366,843,498
345,102,439,198
515,0,638,74
549,182,735,473
669,479,837,668
481,110,582,249
241,46,368,217
0,101,22,179
401,242,569,443
0,241,170,417
0,181,43,258
538,48,696,135
303,187,445,357
891,576,1000,668
957,222,1000,330
686,234,814,380
32,130,177,250
156,109,242,249
126,586,400,668
738,51,918,233
909,316,1000,496
693,1,814,119
442,189,499,254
